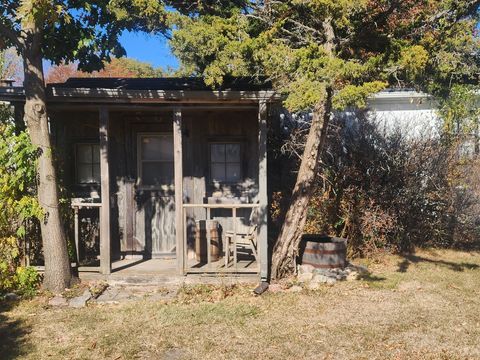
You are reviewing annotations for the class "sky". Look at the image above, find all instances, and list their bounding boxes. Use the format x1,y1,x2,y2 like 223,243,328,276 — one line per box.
42,31,179,74
119,31,179,70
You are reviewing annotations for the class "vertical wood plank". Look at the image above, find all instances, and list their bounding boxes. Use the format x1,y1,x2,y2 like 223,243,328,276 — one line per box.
258,100,269,281
173,108,184,274
233,207,237,272
125,181,134,255
74,206,79,266
207,208,211,269
99,107,111,275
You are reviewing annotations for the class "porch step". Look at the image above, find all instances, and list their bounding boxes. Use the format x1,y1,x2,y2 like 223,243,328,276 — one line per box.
79,272,259,286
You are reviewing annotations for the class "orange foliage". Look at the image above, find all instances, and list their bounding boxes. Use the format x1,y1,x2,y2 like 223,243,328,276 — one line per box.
45,58,156,84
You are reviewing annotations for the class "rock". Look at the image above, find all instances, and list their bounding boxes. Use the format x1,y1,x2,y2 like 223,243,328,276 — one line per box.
69,289,92,308
297,272,313,282
95,288,120,303
288,285,303,293
298,264,315,274
49,296,68,307
346,271,359,281
4,293,20,301
347,264,369,275
326,277,336,285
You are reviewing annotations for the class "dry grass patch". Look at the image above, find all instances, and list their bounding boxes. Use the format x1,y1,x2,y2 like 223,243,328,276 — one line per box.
1,248,480,359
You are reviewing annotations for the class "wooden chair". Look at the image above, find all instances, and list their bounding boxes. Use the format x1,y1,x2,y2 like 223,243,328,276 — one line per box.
224,209,258,268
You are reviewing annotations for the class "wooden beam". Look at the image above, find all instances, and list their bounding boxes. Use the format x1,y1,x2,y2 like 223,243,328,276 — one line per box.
258,100,269,281
173,108,184,275
48,87,280,103
99,106,111,275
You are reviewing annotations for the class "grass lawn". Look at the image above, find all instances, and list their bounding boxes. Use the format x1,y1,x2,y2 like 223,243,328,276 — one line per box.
1,249,480,360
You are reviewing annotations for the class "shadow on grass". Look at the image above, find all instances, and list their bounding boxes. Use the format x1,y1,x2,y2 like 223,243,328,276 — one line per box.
397,253,480,273
0,300,31,359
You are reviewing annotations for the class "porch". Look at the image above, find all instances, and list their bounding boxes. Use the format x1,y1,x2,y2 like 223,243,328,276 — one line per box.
44,77,277,282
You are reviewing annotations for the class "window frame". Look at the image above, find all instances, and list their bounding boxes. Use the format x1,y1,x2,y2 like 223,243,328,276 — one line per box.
136,132,175,190
208,141,243,185
74,143,101,185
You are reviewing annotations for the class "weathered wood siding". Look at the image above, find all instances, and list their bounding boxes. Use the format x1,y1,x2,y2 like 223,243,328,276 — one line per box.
52,106,260,260
182,109,259,255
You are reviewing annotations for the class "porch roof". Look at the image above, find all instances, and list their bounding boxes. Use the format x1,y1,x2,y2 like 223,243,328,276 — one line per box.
0,76,280,105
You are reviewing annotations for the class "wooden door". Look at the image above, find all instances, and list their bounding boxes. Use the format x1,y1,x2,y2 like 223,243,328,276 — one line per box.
134,134,176,258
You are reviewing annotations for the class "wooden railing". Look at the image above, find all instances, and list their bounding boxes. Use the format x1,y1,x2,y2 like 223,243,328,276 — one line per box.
71,200,102,268
182,203,260,274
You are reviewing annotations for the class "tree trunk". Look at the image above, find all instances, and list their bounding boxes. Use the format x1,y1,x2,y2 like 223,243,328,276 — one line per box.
271,88,333,279
23,39,72,293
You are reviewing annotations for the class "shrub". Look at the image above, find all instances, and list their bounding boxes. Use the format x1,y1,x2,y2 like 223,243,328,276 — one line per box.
0,236,20,292
271,110,480,257
14,266,41,297
0,236,41,296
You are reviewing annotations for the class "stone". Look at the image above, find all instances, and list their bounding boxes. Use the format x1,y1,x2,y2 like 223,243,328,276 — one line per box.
348,264,369,275
95,288,120,303
49,296,68,307
69,289,92,308
326,277,336,285
298,264,315,274
297,272,313,282
346,271,359,281
4,293,20,301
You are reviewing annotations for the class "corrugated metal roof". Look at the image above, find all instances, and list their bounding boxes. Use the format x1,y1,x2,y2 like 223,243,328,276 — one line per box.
50,76,272,91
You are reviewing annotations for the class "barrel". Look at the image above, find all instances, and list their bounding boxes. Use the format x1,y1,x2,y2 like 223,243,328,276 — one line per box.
300,235,347,269
195,220,220,263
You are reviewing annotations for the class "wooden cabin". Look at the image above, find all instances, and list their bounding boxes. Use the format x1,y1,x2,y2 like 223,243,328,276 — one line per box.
1,77,280,282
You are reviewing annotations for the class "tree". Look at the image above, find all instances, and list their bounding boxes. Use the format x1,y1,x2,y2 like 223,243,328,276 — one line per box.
170,1,480,278
0,0,249,293
0,0,172,293
45,57,165,84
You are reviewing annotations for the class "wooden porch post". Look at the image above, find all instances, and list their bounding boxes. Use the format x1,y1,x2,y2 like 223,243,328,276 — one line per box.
173,108,184,275
99,106,111,275
258,100,269,281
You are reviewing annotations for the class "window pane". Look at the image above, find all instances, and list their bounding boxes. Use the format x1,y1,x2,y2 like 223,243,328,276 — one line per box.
92,163,101,183
226,144,240,162
77,144,92,163
141,136,173,161
211,144,225,162
226,163,241,182
77,164,93,183
211,163,226,182
142,161,174,185
92,144,100,163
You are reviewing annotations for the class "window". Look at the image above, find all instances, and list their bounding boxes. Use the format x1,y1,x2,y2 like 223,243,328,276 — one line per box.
76,144,100,184
138,134,174,186
210,143,241,183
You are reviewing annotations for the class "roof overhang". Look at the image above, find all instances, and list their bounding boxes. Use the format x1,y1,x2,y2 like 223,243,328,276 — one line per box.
0,86,280,105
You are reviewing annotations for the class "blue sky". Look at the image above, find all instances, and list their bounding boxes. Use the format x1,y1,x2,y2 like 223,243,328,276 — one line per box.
43,31,178,73
119,31,179,70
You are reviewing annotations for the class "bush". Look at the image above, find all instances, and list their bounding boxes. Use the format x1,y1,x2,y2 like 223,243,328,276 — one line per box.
0,236,41,296
14,266,41,297
271,110,480,257
0,236,20,292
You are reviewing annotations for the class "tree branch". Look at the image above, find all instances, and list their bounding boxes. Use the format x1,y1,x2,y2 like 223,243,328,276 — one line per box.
0,18,21,49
